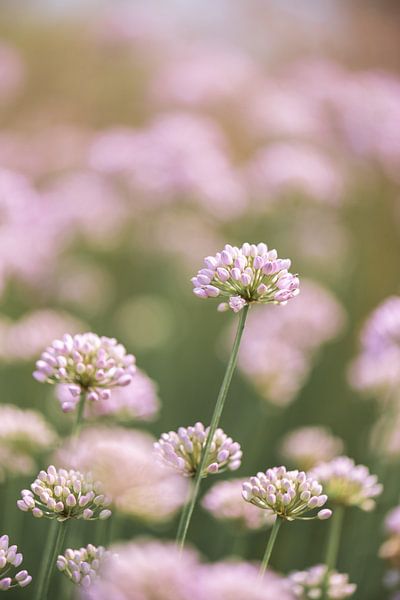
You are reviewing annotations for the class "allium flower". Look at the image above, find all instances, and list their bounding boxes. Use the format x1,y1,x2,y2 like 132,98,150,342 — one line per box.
202,479,275,530
279,426,344,470
386,507,400,536
56,368,160,420
192,243,299,311
242,466,331,521
57,544,108,588
193,561,294,600
54,427,188,523
83,540,198,600
0,535,31,591
154,422,242,477
310,456,382,511
33,332,136,406
379,507,400,567
288,564,356,599
0,404,58,481
17,465,112,522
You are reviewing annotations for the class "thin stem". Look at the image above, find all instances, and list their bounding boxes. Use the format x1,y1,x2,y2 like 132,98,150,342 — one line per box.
323,505,345,599
72,391,86,438
34,520,68,600
176,305,249,549
259,517,282,577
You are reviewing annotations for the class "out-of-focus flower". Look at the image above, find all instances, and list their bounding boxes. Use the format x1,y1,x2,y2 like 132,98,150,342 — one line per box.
57,544,108,588
193,561,294,600
83,539,198,600
155,422,242,477
0,535,31,591
33,332,136,407
17,465,112,522
379,507,400,568
55,427,188,523
0,42,25,104
236,279,346,405
279,426,344,470
0,310,85,363
348,296,400,399
386,507,400,537
288,564,356,599
310,457,382,511
202,479,275,530
383,569,400,600
56,368,160,420
89,113,246,220
192,242,299,311
0,404,58,482
246,143,345,206
242,466,331,521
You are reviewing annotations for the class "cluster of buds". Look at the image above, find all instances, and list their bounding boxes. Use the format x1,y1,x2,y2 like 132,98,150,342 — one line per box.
310,456,382,511
202,479,275,530
242,466,332,521
154,422,242,477
288,564,356,599
33,332,136,407
57,544,108,588
0,535,31,590
17,465,112,522
192,243,299,312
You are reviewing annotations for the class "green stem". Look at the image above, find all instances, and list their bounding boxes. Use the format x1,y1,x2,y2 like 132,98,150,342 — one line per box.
72,391,86,438
323,505,345,598
176,305,249,549
259,517,282,577
34,520,68,600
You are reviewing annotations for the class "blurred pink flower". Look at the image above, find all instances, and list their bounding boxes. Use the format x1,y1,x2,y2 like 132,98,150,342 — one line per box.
55,426,188,523
56,368,160,421
279,426,344,470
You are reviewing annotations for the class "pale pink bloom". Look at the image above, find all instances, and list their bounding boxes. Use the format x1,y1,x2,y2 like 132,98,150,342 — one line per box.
288,564,356,598
0,404,58,481
385,507,400,536
0,535,31,590
246,142,345,205
56,368,160,421
0,309,85,363
202,479,275,530
55,427,188,523
84,540,198,600
279,426,344,470
193,561,294,600
0,42,25,103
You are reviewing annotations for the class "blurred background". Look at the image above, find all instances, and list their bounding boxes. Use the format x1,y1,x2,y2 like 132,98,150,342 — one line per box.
0,0,400,598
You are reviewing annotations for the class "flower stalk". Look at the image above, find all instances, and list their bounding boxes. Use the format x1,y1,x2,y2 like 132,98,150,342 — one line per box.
259,517,282,577
176,304,249,548
34,520,68,600
323,505,345,599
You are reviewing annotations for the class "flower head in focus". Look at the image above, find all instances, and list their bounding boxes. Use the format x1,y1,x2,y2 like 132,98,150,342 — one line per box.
288,564,356,599
33,332,136,407
154,422,242,477
310,456,382,511
202,479,275,530
0,404,58,482
192,243,299,312
17,465,112,522
57,544,109,588
279,426,344,471
0,535,31,591
242,466,331,521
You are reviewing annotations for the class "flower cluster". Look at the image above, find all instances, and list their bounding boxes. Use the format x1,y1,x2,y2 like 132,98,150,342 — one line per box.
17,465,112,521
279,426,344,470
192,243,299,312
57,544,108,588
0,535,31,591
310,456,382,511
379,507,400,567
56,368,160,420
242,466,331,521
54,427,188,523
288,564,356,599
33,332,136,405
0,404,58,482
202,479,275,530
154,422,242,477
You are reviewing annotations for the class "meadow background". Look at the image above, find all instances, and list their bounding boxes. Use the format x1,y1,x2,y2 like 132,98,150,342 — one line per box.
0,1,400,598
